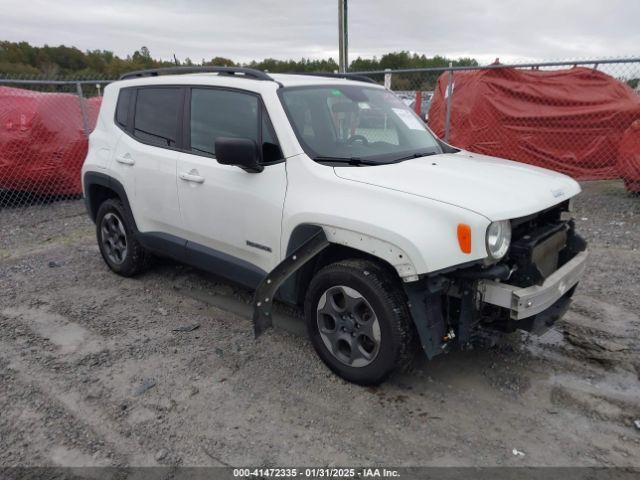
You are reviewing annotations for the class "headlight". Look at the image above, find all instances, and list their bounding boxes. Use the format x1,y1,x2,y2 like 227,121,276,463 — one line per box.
486,220,511,259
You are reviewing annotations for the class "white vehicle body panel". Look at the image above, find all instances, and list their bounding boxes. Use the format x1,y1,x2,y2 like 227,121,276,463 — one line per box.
333,151,581,221
82,85,119,180
115,131,183,235
281,154,492,276
176,150,287,273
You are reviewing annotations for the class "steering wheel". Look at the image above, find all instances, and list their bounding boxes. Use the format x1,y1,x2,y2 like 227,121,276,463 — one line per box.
347,135,369,146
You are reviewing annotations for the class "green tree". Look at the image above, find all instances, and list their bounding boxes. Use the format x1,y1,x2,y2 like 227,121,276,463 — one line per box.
0,40,480,85
203,57,236,67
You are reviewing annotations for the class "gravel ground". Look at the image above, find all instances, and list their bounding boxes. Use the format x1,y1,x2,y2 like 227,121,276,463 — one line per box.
0,180,639,468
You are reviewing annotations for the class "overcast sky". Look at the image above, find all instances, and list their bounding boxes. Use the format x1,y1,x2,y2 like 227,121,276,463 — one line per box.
1,0,638,65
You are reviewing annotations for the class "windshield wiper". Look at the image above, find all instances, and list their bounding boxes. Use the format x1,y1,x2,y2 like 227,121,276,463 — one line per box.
313,156,374,166
392,151,438,162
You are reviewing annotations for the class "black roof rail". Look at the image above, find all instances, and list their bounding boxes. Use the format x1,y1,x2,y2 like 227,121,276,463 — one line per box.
119,66,275,82
293,72,378,84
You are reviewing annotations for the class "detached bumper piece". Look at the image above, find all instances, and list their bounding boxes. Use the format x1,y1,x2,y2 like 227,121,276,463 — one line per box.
478,250,588,320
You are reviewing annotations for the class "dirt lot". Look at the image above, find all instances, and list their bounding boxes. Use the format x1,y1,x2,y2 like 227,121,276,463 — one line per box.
0,180,639,468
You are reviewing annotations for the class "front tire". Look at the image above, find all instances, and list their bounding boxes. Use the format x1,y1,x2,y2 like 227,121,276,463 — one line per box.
304,259,416,385
95,198,150,277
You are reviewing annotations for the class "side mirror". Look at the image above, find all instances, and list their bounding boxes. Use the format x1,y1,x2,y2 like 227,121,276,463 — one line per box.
214,137,263,173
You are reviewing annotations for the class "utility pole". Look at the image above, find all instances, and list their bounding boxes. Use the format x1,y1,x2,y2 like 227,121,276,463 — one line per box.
338,0,348,73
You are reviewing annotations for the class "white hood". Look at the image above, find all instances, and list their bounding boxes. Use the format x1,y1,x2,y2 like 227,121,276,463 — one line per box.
333,151,581,221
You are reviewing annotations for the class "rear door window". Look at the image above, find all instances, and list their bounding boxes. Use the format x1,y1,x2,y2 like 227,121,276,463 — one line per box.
133,87,181,147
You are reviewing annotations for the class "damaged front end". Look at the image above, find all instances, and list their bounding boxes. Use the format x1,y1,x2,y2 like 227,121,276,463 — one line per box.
406,203,588,359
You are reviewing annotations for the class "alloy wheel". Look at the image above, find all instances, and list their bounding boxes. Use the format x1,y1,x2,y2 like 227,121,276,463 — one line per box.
100,212,128,265
316,285,381,367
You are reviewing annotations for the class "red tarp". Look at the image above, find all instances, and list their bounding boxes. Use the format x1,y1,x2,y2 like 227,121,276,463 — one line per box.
617,119,640,192
0,86,101,196
428,67,640,181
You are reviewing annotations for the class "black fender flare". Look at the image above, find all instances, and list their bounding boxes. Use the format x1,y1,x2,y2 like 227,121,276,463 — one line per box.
253,230,330,337
83,172,138,231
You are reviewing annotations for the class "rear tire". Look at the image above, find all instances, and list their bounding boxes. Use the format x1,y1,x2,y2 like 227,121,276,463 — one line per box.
95,198,150,277
304,259,416,385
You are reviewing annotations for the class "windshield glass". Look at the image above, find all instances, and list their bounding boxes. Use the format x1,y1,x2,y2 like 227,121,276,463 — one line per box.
279,85,442,164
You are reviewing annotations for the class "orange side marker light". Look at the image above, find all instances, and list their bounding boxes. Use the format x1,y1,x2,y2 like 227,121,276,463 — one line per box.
457,224,472,254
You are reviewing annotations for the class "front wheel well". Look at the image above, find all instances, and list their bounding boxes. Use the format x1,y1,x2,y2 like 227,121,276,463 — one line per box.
291,243,401,306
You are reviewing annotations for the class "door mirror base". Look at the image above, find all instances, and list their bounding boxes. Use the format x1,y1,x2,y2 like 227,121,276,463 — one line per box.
215,137,263,173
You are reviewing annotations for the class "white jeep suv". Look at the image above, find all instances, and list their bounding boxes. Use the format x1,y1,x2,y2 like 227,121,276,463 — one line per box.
82,67,588,385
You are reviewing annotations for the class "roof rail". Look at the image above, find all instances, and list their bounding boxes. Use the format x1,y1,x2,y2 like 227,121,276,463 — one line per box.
119,66,275,82
294,72,378,84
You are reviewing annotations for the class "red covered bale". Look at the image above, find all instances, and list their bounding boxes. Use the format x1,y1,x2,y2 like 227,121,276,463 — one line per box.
428,67,640,181
0,86,101,196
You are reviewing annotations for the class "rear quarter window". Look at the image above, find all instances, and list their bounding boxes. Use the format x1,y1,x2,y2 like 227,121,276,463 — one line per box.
115,88,132,130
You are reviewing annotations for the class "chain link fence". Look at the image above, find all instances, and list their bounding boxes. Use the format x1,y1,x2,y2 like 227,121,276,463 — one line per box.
0,77,109,208
1,59,639,213
352,58,640,195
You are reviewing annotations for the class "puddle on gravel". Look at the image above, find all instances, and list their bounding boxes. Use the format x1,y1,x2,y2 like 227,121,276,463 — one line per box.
50,445,110,469
548,370,640,423
550,370,640,402
525,295,639,369
172,280,306,337
2,306,105,355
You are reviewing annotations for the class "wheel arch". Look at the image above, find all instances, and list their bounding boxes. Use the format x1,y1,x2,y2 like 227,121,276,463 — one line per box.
279,224,416,306
83,172,137,231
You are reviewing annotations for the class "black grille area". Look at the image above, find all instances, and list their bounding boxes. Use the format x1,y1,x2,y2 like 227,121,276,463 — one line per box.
510,201,567,242
505,201,584,287
508,221,569,286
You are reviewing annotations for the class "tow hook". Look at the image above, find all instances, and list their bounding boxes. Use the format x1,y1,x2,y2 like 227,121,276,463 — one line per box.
442,328,456,343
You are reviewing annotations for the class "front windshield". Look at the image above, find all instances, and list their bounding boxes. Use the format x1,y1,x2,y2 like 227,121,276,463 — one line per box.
279,85,442,164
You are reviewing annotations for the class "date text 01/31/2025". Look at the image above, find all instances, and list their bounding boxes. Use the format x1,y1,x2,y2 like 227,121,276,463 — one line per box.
233,467,400,478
